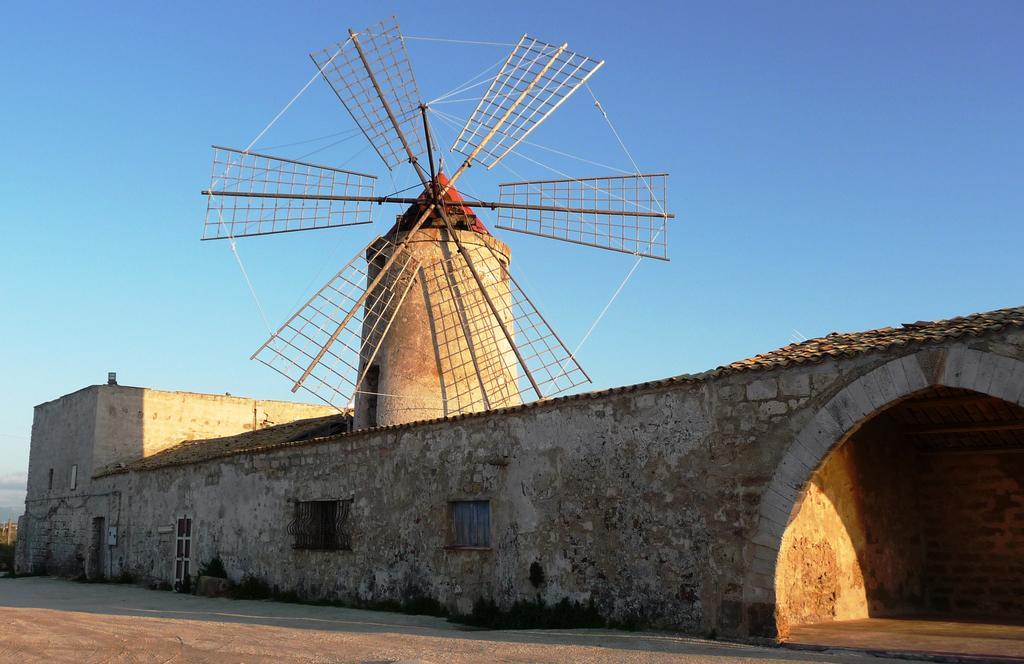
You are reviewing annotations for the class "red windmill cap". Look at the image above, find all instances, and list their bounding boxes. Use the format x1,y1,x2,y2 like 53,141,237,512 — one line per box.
419,172,492,235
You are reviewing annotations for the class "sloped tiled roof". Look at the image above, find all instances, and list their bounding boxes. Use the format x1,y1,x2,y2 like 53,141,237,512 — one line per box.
97,413,350,476
721,305,1024,373
98,305,1023,475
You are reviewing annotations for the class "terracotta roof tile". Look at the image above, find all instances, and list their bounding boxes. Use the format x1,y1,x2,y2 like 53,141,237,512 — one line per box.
721,305,1024,373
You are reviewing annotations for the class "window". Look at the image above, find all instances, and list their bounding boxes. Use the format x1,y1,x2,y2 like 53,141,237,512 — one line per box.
70,464,78,491
47,468,54,490
449,500,491,548
175,516,192,586
289,499,352,550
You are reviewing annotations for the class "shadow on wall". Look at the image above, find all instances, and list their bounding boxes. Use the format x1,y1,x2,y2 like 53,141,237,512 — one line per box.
775,387,1024,633
775,412,921,633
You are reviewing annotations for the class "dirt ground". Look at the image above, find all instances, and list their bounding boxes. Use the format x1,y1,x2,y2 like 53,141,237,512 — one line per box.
0,577,893,663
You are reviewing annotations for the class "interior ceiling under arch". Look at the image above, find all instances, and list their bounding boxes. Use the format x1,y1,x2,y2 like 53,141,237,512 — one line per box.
881,386,1024,454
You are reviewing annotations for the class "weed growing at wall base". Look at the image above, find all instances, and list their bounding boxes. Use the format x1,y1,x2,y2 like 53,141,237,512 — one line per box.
450,596,606,630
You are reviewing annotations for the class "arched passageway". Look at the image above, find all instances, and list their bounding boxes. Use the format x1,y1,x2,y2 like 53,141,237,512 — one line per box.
776,386,1024,651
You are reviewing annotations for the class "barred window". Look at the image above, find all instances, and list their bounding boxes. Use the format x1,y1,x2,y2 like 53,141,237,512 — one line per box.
288,499,352,550
449,500,491,548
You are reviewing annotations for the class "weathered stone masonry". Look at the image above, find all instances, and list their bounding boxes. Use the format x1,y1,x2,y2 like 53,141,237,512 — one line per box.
17,307,1024,639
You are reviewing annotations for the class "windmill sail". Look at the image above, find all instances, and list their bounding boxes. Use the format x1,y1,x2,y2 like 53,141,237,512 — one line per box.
452,35,603,169
252,237,420,408
494,173,670,260
200,16,674,424
203,146,376,240
422,244,589,415
311,17,427,170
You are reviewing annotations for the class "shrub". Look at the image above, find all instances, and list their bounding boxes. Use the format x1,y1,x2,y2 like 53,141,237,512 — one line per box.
528,561,545,588
451,596,605,630
0,543,14,572
197,556,228,579
231,574,272,600
400,594,448,617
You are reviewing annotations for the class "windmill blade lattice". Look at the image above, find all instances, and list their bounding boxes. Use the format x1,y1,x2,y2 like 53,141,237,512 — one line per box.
495,173,670,260
252,238,420,408
203,146,376,240
201,16,679,423
452,35,603,169
311,17,427,170
423,244,589,413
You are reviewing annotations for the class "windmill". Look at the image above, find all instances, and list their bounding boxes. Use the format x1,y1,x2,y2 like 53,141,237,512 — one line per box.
201,17,674,429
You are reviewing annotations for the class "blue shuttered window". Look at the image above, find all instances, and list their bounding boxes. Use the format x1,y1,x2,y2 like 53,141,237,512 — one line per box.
450,500,491,548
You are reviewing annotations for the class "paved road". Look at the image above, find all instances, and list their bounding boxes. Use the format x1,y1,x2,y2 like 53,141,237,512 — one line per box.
0,577,885,663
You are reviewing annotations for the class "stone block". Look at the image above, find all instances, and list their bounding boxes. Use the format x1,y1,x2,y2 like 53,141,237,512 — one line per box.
862,365,900,408
883,357,911,398
760,489,795,526
899,353,929,391
772,454,811,494
780,436,815,470
987,356,1023,404
1011,364,1024,406
196,576,231,598
717,383,745,401
959,349,988,394
750,553,775,576
825,378,873,430
718,599,743,630
811,368,841,390
940,345,967,388
746,379,778,401
758,401,787,417
780,373,810,398
744,582,773,604
799,409,843,454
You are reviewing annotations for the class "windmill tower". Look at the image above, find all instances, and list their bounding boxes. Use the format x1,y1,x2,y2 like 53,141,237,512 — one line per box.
202,18,674,428
353,179,520,428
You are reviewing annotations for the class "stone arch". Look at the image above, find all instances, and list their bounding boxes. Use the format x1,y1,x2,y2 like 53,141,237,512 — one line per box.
743,345,1024,637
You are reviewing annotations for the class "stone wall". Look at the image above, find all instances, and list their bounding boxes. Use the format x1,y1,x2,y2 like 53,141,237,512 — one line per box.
20,387,101,574
17,328,1024,638
94,340,978,636
920,451,1024,616
16,386,335,576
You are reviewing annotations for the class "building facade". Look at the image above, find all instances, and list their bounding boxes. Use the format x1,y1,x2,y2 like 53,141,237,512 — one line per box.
16,385,337,579
16,306,1024,639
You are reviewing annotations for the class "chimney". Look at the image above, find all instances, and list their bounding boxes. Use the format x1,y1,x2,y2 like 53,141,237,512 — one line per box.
107,372,118,386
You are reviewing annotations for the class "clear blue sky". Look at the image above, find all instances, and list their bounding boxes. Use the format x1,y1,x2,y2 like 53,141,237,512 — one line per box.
1,1,1021,505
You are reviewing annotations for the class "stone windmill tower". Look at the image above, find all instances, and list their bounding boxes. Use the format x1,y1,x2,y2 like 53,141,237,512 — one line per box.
354,176,520,428
201,18,674,429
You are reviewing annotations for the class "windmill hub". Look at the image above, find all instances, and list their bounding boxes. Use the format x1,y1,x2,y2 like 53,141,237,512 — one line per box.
390,175,491,236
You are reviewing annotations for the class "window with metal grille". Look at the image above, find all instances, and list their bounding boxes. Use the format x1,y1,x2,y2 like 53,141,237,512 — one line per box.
448,500,491,548
288,499,352,550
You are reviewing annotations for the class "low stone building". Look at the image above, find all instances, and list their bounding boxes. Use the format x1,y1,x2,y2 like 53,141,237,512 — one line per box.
15,305,1024,640
15,385,339,578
